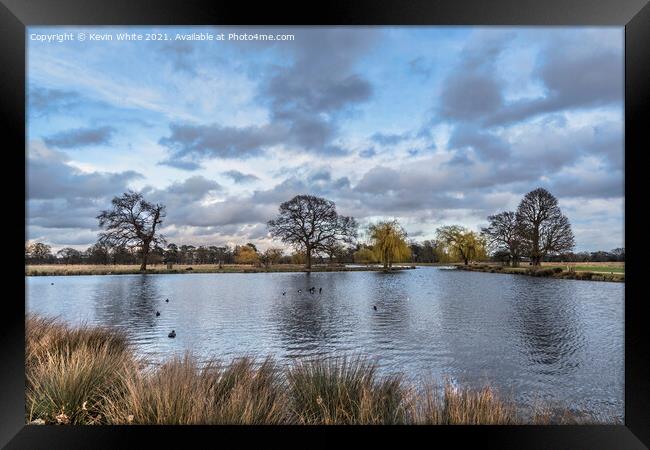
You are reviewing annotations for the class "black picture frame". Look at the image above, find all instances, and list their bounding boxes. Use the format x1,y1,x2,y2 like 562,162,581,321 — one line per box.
2,0,648,448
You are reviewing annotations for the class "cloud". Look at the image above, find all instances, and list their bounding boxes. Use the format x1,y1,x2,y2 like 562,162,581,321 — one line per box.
370,132,411,146
157,158,203,171
165,176,222,198
436,29,623,128
159,40,198,74
546,157,623,199
160,29,379,167
359,147,377,158
488,34,623,126
159,122,286,161
27,225,102,248
28,198,104,229
222,170,260,183
43,126,115,148
446,124,511,161
408,57,433,79
28,86,82,117
27,142,142,200
26,141,144,248
309,169,332,182
439,73,504,122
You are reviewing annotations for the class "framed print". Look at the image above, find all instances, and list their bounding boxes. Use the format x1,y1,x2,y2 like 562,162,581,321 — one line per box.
2,0,649,448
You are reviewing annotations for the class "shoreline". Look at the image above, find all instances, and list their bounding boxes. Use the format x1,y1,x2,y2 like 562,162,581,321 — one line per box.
25,264,417,277
455,263,624,283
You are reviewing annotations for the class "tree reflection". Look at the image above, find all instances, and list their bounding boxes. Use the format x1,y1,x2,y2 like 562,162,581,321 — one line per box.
92,275,161,331
510,278,584,375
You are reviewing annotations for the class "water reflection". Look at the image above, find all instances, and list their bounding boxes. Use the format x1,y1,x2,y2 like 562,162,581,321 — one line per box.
92,275,161,328
270,273,356,359
510,277,585,376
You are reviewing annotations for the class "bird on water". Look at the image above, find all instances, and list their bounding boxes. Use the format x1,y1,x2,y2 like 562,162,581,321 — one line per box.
168,330,176,338
165,298,169,303
282,292,286,296
373,305,377,311
156,311,160,317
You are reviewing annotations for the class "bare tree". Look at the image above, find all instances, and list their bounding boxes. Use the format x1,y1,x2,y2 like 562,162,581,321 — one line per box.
260,248,284,268
97,191,166,271
26,242,53,264
481,211,522,266
56,247,82,264
86,242,111,265
267,195,357,270
321,237,347,266
515,188,574,266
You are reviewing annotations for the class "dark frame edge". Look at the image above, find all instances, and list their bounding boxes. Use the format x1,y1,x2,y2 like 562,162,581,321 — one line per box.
0,0,27,447
1,0,649,25
624,1,650,447
1,0,649,448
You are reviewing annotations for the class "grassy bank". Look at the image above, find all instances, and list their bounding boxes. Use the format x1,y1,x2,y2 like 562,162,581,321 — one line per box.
456,263,624,282
26,264,414,277
540,262,625,274
26,315,612,425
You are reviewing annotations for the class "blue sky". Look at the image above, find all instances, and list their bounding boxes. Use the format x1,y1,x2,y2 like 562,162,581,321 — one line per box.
26,26,624,252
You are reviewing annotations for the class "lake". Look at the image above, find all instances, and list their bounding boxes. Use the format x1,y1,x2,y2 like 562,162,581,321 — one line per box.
26,266,624,421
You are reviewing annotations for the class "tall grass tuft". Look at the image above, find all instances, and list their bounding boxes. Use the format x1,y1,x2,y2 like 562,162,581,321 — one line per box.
104,354,210,425
287,356,408,424
417,382,518,424
205,357,287,424
103,355,288,425
26,315,134,425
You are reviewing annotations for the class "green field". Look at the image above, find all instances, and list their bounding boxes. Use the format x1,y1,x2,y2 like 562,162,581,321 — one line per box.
542,264,625,274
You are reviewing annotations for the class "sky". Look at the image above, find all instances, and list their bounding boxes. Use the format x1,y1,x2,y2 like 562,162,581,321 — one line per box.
26,26,624,253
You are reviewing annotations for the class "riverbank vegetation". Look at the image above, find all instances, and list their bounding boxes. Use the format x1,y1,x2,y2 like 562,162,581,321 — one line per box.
26,189,623,274
25,263,414,277
26,315,614,425
456,263,624,282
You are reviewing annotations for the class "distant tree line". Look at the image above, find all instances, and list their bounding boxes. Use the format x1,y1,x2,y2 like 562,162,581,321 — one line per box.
542,248,625,263
25,188,623,269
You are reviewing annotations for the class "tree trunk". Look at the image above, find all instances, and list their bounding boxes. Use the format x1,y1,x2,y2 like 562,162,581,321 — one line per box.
140,243,150,271
305,245,312,271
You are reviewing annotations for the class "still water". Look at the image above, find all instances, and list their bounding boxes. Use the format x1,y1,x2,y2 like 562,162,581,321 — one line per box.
26,267,624,420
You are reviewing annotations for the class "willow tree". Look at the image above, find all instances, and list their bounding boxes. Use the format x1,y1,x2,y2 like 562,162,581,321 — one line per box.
368,220,411,270
354,246,376,265
436,225,486,265
97,191,166,271
235,244,260,265
267,195,357,270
